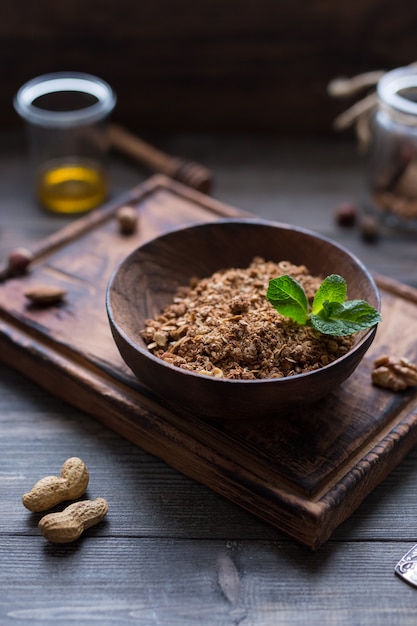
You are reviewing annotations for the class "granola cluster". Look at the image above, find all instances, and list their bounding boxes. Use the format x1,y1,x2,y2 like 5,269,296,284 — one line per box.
140,257,354,380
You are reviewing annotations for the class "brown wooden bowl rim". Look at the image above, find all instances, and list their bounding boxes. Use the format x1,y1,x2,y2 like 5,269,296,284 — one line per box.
106,218,381,386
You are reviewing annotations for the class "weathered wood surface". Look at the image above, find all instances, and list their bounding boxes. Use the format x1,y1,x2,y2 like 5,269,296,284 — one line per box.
2,131,417,624
4,0,417,134
0,174,416,549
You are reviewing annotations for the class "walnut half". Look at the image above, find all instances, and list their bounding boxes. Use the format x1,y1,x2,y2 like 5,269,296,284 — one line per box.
371,355,417,392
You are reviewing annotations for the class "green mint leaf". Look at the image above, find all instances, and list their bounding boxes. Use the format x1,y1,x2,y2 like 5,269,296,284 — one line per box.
319,299,332,320
311,300,382,336
266,275,309,325
312,274,347,314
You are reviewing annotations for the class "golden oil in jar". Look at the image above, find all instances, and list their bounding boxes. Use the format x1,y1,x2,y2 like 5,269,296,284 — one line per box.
14,72,116,214
37,160,108,214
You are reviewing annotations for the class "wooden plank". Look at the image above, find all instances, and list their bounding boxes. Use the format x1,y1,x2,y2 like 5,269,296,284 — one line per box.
0,537,416,626
3,377,417,543
4,0,417,134
0,174,417,549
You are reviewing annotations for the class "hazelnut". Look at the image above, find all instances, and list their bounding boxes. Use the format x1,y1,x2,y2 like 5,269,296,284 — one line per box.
334,201,359,227
359,214,380,243
116,205,138,235
7,247,34,275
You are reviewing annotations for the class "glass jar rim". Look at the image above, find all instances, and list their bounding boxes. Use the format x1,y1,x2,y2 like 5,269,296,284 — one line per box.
377,67,417,117
14,72,116,128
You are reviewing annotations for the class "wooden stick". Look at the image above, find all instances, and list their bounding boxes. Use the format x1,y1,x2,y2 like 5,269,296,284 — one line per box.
108,124,213,194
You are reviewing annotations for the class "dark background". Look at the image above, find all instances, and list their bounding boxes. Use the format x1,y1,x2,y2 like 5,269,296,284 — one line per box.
2,0,417,135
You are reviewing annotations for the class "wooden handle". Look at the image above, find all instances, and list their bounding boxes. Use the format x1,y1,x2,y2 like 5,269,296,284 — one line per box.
108,124,213,194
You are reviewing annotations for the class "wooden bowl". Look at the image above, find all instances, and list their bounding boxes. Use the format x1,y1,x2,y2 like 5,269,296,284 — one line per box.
106,219,380,420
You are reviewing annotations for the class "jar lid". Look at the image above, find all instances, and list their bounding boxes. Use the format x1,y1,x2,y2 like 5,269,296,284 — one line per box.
14,72,116,128
378,66,417,117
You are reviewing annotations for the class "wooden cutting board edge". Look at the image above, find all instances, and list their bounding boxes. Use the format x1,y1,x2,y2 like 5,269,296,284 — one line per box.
1,175,417,549
1,278,417,549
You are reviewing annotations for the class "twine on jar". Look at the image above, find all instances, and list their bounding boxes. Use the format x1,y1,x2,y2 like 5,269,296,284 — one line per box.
328,62,417,154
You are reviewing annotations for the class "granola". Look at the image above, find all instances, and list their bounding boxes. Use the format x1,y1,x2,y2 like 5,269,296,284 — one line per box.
140,257,354,379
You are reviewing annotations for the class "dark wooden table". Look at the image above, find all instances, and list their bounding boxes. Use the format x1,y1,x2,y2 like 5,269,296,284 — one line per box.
1,130,417,625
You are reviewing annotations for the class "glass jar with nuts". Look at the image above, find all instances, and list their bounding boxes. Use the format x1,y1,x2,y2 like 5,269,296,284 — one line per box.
368,66,417,229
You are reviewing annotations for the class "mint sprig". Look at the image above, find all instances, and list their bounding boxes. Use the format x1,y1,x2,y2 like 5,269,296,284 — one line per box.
266,274,381,336
265,273,309,325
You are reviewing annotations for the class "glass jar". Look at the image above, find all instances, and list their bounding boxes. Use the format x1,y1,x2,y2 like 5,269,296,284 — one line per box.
368,66,417,228
14,72,116,214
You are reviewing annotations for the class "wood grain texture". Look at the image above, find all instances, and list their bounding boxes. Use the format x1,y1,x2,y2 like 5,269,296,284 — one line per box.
1,534,417,625
3,132,417,625
1,359,417,543
4,0,417,134
0,175,416,549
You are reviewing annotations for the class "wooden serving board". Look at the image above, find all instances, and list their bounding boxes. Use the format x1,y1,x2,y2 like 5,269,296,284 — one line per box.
1,174,417,549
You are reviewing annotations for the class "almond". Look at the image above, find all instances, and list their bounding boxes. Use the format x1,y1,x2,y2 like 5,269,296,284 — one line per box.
24,285,67,305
